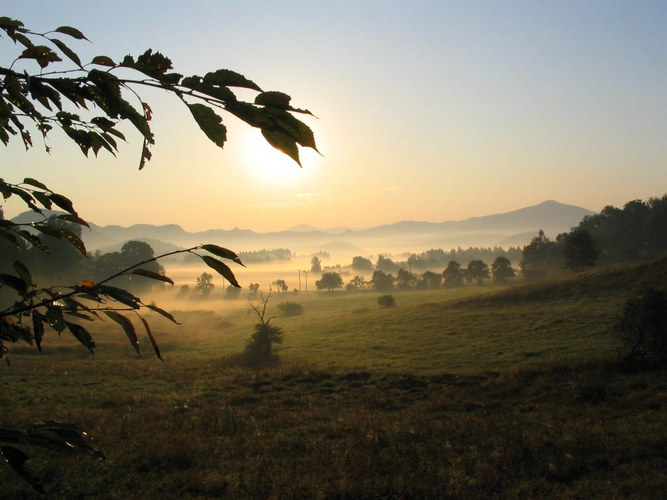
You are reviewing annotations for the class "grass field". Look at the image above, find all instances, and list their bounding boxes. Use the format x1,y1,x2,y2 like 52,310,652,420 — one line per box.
1,257,666,498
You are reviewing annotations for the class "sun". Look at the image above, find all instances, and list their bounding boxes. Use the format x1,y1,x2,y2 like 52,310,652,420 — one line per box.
242,130,309,184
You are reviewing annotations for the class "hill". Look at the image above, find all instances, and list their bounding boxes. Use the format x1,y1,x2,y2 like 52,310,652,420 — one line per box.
11,200,594,258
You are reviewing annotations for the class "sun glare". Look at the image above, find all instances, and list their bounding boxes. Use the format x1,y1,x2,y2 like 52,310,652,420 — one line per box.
242,130,310,184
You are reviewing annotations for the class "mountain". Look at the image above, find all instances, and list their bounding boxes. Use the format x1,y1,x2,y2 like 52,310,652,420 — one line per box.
11,200,595,258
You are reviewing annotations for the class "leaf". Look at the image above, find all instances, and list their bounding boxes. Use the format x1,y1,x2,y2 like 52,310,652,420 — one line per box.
22,177,48,190
98,285,140,309
201,255,241,287
64,321,95,355
187,104,226,148
32,311,44,351
20,45,62,68
54,26,88,40
91,55,115,67
103,311,140,355
255,91,291,109
203,69,262,91
48,193,77,215
201,244,245,267
58,228,87,256
50,38,82,68
0,274,27,294
56,214,90,228
29,421,107,460
137,314,163,361
45,307,66,333
131,269,174,285
261,128,301,166
13,261,32,287
146,304,180,324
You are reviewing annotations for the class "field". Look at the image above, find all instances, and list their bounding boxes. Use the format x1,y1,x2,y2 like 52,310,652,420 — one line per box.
1,257,666,498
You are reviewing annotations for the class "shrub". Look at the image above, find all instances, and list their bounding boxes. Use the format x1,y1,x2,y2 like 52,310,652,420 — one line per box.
245,322,283,365
277,301,304,317
615,288,667,368
378,294,396,308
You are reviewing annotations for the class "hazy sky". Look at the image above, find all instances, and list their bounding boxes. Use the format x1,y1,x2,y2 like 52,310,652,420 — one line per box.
2,1,666,231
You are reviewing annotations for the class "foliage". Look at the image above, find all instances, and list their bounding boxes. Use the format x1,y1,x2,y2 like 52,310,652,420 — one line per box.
375,255,399,273
396,268,417,290
491,256,516,284
315,272,343,292
520,230,563,282
407,246,523,271
377,294,396,308
345,275,367,292
351,255,373,271
465,259,490,285
559,227,599,271
370,270,395,292
577,196,667,264
272,279,288,293
277,301,304,317
419,270,442,289
615,288,667,368
238,248,292,264
310,256,322,273
245,293,282,365
194,272,215,294
443,260,464,287
0,14,315,490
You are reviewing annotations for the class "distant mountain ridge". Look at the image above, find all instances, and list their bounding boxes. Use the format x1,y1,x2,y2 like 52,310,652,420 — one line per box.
12,200,595,258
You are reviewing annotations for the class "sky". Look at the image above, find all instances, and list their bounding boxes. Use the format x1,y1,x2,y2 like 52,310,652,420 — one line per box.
2,1,666,232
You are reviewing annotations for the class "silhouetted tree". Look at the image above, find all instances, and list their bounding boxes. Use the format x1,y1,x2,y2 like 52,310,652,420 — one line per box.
420,270,442,289
559,227,599,271
371,270,395,292
272,279,288,293
346,275,367,292
396,268,417,290
491,256,516,284
195,272,215,294
376,255,399,273
443,261,464,287
520,230,563,282
310,256,322,273
352,255,373,271
245,293,282,365
466,260,490,285
315,272,343,291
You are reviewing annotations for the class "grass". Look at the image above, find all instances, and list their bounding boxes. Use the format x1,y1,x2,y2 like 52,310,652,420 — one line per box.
1,257,666,498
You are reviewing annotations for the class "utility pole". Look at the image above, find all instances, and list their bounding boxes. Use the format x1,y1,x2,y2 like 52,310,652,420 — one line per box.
298,269,301,292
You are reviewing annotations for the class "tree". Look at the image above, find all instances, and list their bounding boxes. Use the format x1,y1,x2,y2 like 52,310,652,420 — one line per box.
0,16,316,489
195,272,215,294
272,279,288,293
376,255,399,273
351,256,373,271
310,256,322,273
520,230,563,282
491,256,516,284
465,260,490,285
315,272,343,291
558,227,599,271
615,288,667,368
370,270,395,292
0,15,315,360
442,261,463,288
396,268,417,290
345,275,367,292
420,270,442,289
245,293,283,365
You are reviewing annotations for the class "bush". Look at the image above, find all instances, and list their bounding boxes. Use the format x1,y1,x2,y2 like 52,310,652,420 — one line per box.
245,322,283,365
378,294,396,308
277,301,303,317
615,288,667,368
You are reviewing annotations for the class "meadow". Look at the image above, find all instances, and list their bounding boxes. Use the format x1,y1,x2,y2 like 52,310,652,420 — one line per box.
1,257,666,498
